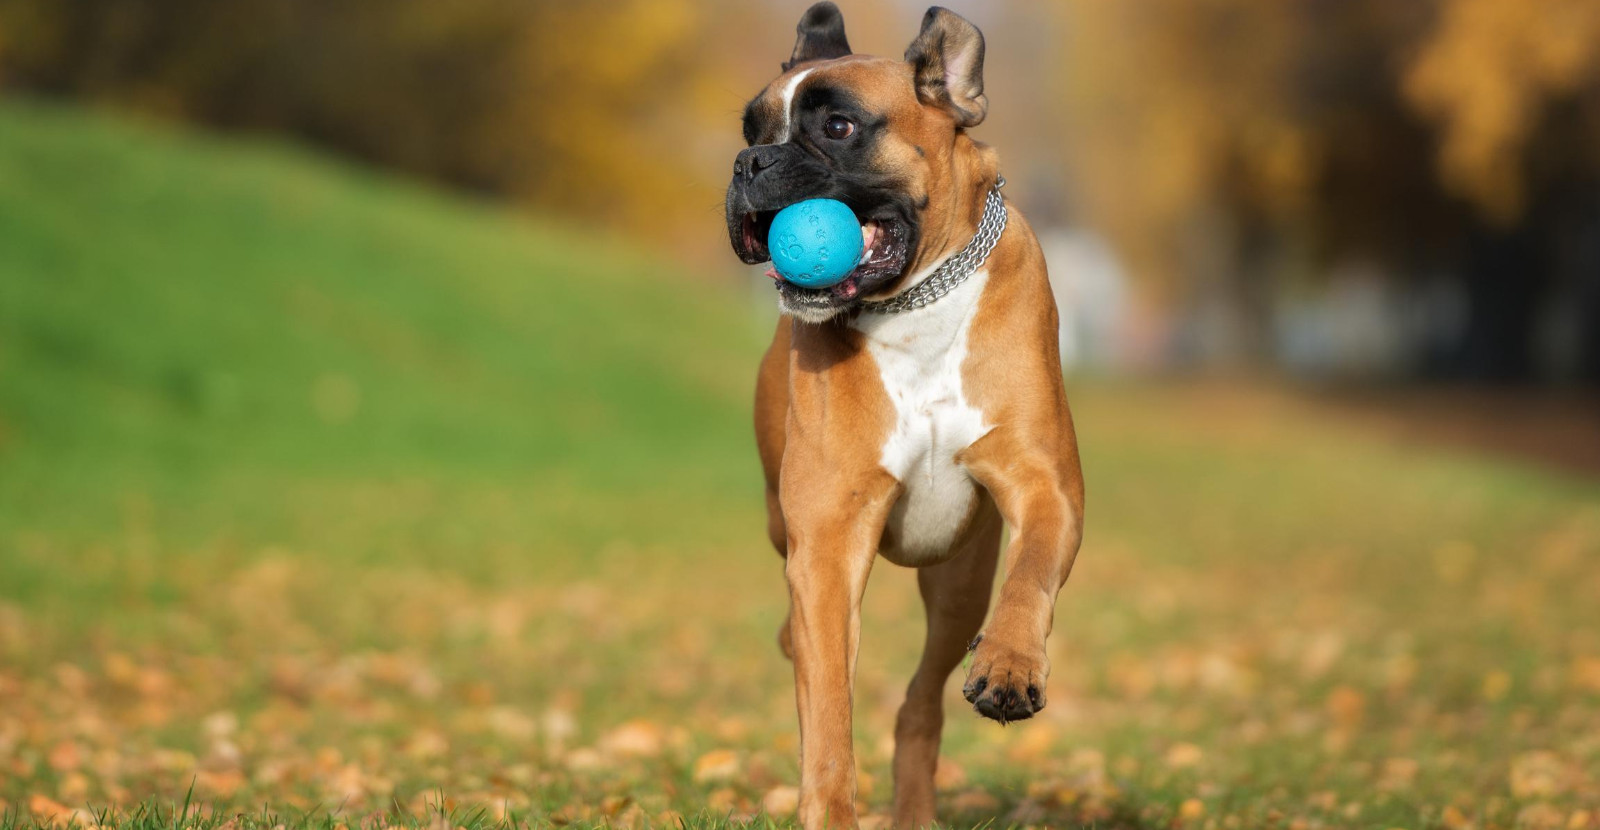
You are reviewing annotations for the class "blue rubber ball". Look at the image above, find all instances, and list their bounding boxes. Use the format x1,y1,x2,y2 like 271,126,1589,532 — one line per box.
768,199,863,288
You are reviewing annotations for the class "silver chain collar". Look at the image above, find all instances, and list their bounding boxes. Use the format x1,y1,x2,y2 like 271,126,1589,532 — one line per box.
857,176,1008,315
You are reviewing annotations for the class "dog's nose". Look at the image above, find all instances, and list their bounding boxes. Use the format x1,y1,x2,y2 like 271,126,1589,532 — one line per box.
734,146,782,183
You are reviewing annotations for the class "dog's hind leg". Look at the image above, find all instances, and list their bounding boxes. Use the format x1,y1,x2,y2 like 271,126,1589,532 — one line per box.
891,499,1003,829
755,318,794,658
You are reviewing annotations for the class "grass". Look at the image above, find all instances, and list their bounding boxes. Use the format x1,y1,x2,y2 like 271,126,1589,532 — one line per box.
1,98,1599,830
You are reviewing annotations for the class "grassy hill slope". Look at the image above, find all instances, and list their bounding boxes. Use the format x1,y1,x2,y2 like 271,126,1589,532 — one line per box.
0,99,767,587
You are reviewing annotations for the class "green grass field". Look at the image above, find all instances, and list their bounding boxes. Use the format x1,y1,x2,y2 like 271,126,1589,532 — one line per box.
2,99,1598,830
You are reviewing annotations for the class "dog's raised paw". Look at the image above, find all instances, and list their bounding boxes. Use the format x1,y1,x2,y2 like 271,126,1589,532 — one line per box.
961,636,1047,724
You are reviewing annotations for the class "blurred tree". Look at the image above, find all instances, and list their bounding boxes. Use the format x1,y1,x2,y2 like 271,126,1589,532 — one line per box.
0,0,721,246
1050,0,1600,381
1405,0,1600,382
1406,0,1600,224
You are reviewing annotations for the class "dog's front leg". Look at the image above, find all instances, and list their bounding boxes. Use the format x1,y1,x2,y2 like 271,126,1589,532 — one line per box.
782,467,898,830
959,433,1085,723
787,538,873,828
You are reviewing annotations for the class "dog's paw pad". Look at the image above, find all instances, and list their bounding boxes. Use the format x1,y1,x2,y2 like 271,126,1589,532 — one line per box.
962,634,1048,725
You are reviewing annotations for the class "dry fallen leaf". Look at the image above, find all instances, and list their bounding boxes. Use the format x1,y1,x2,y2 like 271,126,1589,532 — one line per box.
197,769,247,798
28,795,88,828
563,748,605,772
705,787,739,813
1380,757,1419,791
136,666,172,698
693,749,741,783
1440,804,1474,830
1325,685,1366,726
1006,722,1058,761
1511,751,1567,799
541,706,579,748
486,706,537,741
1482,670,1512,702
404,729,448,760
1300,632,1345,678
599,720,665,758
1517,803,1565,830
1006,799,1048,824
1165,742,1204,769
203,710,239,740
760,785,799,817
613,803,647,830
204,739,242,772
102,653,139,687
47,742,82,772
951,790,1000,812
935,758,968,791
857,814,893,830
56,773,89,803
1572,658,1600,694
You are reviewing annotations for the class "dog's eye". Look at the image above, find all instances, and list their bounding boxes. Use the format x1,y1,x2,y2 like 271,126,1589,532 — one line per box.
823,116,855,140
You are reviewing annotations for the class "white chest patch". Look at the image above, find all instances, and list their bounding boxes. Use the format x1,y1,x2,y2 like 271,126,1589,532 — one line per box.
852,267,994,564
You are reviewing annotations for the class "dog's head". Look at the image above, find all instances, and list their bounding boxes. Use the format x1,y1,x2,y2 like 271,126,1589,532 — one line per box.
726,3,993,323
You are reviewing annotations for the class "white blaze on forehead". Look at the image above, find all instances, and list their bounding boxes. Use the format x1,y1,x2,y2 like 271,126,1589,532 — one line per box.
775,68,815,144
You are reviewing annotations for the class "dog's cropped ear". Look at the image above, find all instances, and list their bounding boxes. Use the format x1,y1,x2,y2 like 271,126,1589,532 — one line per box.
783,2,852,71
904,6,987,127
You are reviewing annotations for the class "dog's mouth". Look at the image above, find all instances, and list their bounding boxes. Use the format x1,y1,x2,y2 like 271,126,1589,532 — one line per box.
737,209,912,319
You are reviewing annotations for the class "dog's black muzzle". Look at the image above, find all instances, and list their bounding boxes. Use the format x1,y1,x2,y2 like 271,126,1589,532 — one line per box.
725,143,918,321
725,144,841,265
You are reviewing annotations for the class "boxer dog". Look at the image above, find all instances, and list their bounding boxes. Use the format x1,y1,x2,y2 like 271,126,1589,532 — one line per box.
725,4,1085,827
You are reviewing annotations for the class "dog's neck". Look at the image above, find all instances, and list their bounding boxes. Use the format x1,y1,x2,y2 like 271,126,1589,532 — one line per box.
850,138,1000,344
898,133,1000,292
